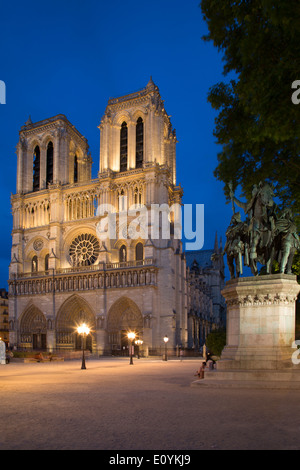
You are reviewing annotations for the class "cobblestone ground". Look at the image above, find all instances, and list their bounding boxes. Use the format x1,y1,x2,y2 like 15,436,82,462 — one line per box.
1,358,300,450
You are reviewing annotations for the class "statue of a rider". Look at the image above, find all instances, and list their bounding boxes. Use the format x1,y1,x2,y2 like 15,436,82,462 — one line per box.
223,212,248,279
274,208,300,274
228,181,277,275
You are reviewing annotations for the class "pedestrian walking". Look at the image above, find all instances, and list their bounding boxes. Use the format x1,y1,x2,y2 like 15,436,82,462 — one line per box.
180,349,184,361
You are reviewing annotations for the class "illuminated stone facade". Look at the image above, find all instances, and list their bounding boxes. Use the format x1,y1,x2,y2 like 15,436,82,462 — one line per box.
8,79,189,355
186,237,226,349
8,79,225,355
0,289,9,346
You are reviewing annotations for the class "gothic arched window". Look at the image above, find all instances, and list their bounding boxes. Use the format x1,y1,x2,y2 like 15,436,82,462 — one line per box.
136,117,144,169
33,146,40,192
134,187,138,206
134,187,142,206
45,254,49,272
46,141,54,185
119,244,127,263
119,189,126,212
74,154,78,183
120,122,128,172
32,255,38,273
135,242,143,262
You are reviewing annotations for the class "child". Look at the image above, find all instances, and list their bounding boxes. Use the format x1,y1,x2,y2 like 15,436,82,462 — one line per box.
194,362,206,379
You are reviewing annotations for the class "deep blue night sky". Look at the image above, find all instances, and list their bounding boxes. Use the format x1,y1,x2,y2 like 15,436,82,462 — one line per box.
0,0,235,288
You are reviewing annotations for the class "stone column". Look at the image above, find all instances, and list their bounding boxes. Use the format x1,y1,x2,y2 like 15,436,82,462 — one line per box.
53,133,61,184
22,138,33,194
219,274,300,370
95,314,107,355
39,143,46,190
111,125,120,172
47,330,55,352
127,122,136,170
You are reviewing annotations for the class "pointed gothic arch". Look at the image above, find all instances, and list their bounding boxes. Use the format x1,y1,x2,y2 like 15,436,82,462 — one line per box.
33,145,40,191
135,242,144,262
120,121,128,172
46,141,54,185
74,154,78,183
19,303,47,349
136,117,144,168
55,294,96,350
107,297,143,351
119,244,127,263
31,255,38,273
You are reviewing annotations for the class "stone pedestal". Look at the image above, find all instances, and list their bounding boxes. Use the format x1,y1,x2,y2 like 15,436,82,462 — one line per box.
218,274,300,371
192,274,300,389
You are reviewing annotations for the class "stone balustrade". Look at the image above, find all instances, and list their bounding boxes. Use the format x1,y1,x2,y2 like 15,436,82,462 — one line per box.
9,260,157,296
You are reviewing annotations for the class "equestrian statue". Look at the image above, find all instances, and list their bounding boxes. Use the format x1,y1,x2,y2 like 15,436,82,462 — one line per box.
222,181,299,278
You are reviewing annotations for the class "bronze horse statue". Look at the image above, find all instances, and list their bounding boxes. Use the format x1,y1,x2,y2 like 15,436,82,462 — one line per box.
229,182,278,276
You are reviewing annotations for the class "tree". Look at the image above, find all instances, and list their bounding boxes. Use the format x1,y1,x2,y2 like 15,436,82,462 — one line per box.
200,0,300,228
205,328,226,356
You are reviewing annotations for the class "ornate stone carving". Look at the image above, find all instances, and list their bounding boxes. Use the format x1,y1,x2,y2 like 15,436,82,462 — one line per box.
227,292,298,307
33,238,44,251
9,264,158,296
69,233,100,267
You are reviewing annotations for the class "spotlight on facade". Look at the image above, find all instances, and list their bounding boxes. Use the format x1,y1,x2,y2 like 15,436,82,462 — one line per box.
163,335,169,361
77,323,90,369
127,332,136,365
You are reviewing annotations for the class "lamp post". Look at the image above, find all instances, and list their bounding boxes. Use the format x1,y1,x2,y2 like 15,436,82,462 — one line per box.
135,339,143,359
127,332,136,365
163,335,169,361
77,323,90,370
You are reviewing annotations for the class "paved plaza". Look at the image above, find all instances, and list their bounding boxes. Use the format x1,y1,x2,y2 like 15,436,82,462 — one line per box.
1,357,300,451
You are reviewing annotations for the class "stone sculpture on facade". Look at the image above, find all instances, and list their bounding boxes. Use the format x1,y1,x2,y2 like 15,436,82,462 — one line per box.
224,181,299,278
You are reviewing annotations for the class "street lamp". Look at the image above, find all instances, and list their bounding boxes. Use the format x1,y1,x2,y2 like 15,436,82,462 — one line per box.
163,335,169,361
127,332,136,365
77,323,90,370
135,339,143,359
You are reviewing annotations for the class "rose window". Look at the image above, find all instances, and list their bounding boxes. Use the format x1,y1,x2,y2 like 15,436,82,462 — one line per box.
69,234,100,266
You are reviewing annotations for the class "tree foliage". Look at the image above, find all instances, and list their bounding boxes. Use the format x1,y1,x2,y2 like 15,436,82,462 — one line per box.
291,251,300,275
259,252,300,277
200,0,300,228
205,328,226,356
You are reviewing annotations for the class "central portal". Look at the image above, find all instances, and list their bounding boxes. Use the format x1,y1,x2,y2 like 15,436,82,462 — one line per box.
55,295,96,351
107,297,144,354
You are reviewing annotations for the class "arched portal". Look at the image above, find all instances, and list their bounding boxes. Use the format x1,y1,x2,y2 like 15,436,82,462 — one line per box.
19,304,47,350
107,297,143,354
55,295,96,351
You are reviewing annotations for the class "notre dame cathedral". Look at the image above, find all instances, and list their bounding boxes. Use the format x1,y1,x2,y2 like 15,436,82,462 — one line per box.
8,78,225,355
